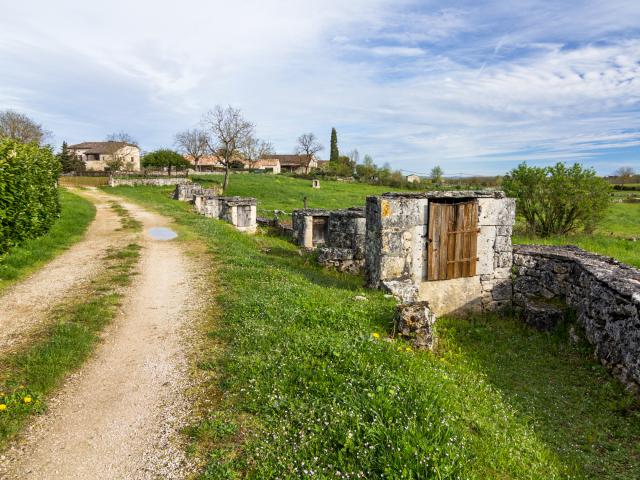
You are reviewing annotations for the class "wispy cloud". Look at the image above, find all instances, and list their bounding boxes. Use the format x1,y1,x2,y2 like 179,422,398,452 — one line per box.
0,0,639,174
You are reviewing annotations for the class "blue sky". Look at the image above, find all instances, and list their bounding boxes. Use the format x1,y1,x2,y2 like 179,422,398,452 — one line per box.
1,0,639,175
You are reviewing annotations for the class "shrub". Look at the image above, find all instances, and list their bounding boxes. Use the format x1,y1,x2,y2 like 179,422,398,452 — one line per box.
503,162,611,236
0,139,60,254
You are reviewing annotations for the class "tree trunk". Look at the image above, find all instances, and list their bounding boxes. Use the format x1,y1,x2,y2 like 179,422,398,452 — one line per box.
168,165,172,176
223,165,230,192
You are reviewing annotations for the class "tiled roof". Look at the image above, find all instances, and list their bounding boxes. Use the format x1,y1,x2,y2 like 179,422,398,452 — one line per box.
68,141,138,154
262,154,309,166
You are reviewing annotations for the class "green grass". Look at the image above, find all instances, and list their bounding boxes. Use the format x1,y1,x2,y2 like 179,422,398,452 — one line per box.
109,185,640,479
191,174,409,218
0,189,96,293
0,242,141,447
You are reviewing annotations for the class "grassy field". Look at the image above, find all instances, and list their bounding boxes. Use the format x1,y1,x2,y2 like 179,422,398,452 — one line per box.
0,189,96,293
110,185,640,479
191,174,407,218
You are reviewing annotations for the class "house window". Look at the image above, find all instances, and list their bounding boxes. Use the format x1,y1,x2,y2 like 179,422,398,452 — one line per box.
427,199,479,280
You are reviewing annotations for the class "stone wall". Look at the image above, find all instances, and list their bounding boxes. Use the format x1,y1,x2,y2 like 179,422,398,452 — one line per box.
174,183,222,202
109,177,191,187
317,208,366,273
365,191,515,314
513,244,640,390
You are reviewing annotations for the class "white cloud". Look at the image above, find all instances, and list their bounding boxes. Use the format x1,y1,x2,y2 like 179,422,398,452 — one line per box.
0,0,639,174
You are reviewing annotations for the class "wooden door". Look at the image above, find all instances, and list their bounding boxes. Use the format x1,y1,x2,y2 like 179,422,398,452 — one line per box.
427,200,478,280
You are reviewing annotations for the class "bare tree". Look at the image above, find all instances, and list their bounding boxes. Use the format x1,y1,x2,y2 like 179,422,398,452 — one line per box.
175,128,209,172
615,166,636,185
295,133,323,173
241,135,274,169
0,110,50,145
202,105,254,192
103,132,138,172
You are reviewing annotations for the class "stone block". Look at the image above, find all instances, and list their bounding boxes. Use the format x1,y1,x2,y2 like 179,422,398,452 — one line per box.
395,301,437,350
478,197,516,226
523,299,566,331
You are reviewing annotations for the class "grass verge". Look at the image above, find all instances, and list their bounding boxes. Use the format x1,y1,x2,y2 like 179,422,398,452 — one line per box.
0,242,141,448
109,185,640,480
0,189,96,293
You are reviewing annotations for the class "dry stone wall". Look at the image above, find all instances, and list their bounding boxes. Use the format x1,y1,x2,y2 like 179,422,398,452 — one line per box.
174,183,222,202
513,244,640,390
317,208,367,273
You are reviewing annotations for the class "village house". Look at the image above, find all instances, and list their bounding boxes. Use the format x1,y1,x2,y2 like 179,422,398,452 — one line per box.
185,155,281,174
68,141,140,171
406,174,421,183
262,154,318,174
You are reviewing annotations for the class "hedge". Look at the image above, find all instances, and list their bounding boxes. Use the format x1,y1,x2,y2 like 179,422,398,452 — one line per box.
0,139,61,254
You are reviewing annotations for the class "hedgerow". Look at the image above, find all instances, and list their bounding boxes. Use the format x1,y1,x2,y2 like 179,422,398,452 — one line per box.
0,139,61,254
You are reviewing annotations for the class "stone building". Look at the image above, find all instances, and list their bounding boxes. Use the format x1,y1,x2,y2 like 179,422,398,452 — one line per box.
219,197,257,233
69,141,141,171
292,209,331,248
365,191,515,315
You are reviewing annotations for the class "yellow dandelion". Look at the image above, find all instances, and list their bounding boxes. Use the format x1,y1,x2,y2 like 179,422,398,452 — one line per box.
405,346,413,352
23,396,32,404
0,404,6,411
372,332,380,339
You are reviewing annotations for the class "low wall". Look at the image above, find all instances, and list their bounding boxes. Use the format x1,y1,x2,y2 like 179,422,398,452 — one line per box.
317,208,366,273
513,244,640,390
109,177,191,187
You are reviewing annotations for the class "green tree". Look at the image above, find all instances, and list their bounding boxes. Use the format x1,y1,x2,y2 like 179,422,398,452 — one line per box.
503,162,611,236
57,141,72,173
430,165,443,184
356,154,377,182
330,127,339,163
142,149,191,175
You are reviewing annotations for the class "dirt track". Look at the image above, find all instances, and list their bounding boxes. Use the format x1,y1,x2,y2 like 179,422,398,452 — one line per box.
0,190,201,479
0,189,126,355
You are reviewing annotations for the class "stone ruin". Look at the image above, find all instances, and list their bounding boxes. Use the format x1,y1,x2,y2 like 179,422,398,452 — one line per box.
218,197,258,234
174,184,257,234
312,179,320,189
365,191,515,315
317,208,366,273
292,209,331,248
513,244,640,391
173,183,222,203
292,207,367,272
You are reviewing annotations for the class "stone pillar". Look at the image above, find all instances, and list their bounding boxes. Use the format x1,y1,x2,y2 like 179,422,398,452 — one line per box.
395,301,437,350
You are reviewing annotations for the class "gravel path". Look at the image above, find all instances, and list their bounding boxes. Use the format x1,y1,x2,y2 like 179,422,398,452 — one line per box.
1,192,202,479
0,189,126,354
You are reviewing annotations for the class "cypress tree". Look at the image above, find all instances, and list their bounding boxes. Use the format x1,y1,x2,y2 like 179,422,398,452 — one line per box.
330,127,339,163
57,141,73,173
